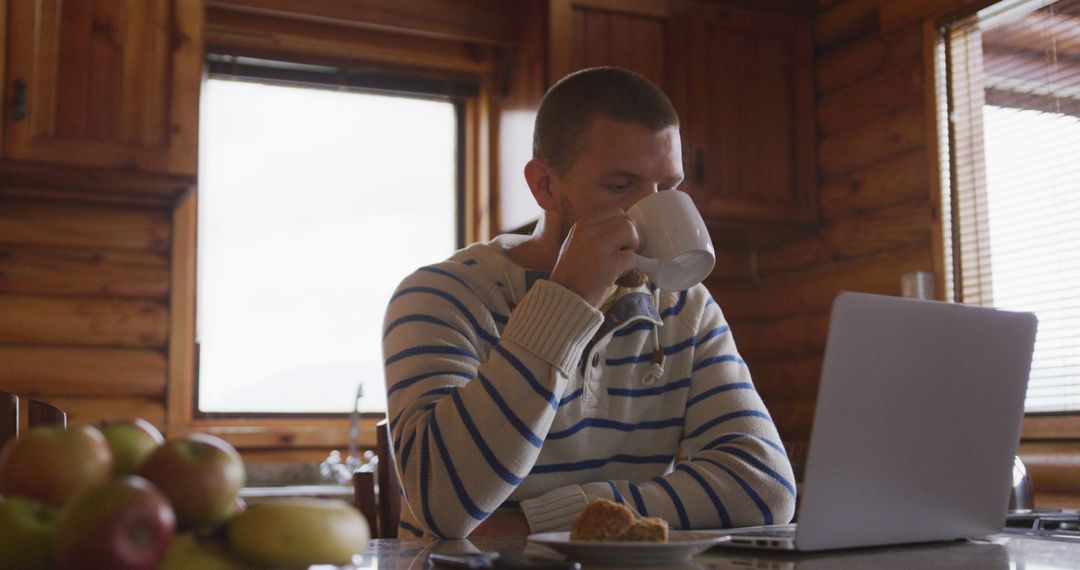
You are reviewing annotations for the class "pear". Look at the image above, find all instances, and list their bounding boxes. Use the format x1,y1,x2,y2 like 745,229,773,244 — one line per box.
228,498,369,567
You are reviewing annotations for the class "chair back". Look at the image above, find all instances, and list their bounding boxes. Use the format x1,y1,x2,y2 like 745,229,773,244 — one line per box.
0,391,17,450
28,399,66,428
376,419,401,538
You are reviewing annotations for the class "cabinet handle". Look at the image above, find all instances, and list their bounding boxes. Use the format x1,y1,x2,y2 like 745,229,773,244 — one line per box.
12,79,27,122
695,149,706,184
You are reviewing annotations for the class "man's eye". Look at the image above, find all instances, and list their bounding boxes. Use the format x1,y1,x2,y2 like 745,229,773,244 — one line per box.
605,183,631,192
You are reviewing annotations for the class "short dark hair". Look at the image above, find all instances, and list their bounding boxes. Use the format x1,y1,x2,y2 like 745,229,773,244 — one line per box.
533,67,679,174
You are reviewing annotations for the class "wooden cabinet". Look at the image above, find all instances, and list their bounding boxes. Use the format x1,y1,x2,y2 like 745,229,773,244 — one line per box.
546,0,817,238
684,2,816,227
3,0,203,177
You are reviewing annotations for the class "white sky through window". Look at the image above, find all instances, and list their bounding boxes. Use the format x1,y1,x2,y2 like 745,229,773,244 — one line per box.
198,78,456,413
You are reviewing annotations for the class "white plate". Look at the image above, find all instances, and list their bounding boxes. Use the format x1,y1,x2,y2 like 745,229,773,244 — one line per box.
528,531,731,566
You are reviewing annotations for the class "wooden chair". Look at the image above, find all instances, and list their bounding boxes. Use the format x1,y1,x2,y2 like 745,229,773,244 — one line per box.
0,391,17,450
28,399,66,428
353,419,402,538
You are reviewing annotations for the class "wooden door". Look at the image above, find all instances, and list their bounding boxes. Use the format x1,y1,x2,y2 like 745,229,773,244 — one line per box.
4,0,202,176
547,0,686,113
685,2,816,226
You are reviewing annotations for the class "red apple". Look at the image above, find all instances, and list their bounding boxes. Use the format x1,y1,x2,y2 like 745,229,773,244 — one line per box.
99,419,165,476
54,475,176,570
0,495,59,569
0,425,113,507
138,433,245,530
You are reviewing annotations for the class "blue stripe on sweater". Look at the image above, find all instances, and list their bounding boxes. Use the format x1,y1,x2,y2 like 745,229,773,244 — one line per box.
705,297,716,307
398,431,417,472
628,482,648,515
531,453,672,475
660,291,688,318
547,417,683,440
700,458,774,525
390,287,500,344
630,483,643,513
419,265,473,292
383,314,465,340
687,410,772,439
676,464,731,528
385,345,478,367
692,354,745,372
399,520,425,537
607,481,626,505
695,325,730,345
559,388,584,407
605,335,697,366
714,446,797,497
419,430,444,537
477,373,544,448
703,432,786,455
608,377,691,397
493,344,558,410
387,370,473,398
430,414,491,520
686,382,755,408
654,477,690,529
449,390,525,486
462,259,478,266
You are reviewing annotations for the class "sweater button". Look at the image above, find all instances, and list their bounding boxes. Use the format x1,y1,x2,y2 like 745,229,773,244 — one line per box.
591,353,600,367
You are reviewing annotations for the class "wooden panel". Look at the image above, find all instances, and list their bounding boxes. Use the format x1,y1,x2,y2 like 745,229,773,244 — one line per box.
0,246,169,298
818,105,925,178
757,200,933,276
817,23,923,95
762,397,816,443
817,58,923,138
1019,441,1080,495
44,396,165,429
206,424,352,449
819,148,930,220
879,0,996,32
0,346,165,397
0,198,170,251
207,0,520,45
708,244,934,321
0,295,167,347
708,244,755,284
0,160,194,205
815,0,879,49
750,355,824,402
734,312,831,361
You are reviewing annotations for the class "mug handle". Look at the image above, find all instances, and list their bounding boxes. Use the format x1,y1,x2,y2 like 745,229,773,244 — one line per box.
634,253,660,281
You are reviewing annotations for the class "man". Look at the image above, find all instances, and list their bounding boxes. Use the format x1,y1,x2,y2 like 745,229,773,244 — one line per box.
383,67,795,539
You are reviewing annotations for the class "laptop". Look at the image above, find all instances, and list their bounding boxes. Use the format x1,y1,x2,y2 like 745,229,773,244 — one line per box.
717,292,1038,552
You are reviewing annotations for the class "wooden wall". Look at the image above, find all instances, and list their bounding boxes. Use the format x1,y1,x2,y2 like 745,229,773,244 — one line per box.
0,194,172,431
705,0,938,477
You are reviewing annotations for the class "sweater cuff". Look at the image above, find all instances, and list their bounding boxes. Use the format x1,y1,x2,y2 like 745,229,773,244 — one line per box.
501,280,603,377
520,485,589,534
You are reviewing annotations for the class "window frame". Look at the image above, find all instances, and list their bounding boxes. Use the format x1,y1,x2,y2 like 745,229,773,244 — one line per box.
167,13,501,451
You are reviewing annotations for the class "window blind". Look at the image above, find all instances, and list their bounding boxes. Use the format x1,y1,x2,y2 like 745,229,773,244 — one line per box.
941,0,1080,412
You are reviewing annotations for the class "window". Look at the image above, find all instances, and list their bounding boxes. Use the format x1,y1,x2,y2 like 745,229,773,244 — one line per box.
197,57,465,414
939,0,1080,412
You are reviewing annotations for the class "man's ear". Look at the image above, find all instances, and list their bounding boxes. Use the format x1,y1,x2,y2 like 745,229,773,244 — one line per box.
524,158,557,211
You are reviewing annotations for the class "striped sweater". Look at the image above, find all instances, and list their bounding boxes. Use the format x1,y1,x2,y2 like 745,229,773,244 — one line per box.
382,234,796,538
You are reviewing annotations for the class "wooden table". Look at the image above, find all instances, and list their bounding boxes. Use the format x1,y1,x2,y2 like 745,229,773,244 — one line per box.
347,533,1080,568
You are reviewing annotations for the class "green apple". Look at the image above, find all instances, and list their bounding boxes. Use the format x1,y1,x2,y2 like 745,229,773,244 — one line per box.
228,498,370,567
54,475,176,570
138,433,245,531
0,495,58,569
99,419,165,476
0,425,113,507
160,533,257,570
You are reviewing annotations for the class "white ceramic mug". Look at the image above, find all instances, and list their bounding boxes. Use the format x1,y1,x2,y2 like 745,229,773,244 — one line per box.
627,190,716,292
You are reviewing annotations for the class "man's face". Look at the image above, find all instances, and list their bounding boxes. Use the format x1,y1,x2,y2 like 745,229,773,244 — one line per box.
550,116,685,239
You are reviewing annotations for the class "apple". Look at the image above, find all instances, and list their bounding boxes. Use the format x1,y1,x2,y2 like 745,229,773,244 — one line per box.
160,533,257,570
99,419,165,476
0,425,113,507
0,495,59,569
138,433,245,530
228,498,370,567
54,475,176,570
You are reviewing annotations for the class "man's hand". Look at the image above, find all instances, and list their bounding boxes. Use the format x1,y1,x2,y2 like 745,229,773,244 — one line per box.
549,210,641,306
470,509,531,537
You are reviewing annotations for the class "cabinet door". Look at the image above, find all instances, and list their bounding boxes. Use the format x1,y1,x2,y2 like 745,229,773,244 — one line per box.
548,0,686,114
4,0,202,176
686,3,816,226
